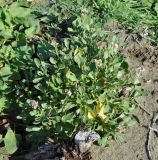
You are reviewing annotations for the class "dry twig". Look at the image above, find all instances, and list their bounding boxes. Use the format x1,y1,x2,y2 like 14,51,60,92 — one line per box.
146,112,158,160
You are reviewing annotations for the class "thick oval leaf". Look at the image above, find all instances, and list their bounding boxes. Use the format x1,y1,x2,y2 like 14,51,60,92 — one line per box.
49,57,57,65
25,25,40,37
66,70,78,82
0,155,3,160
63,103,76,112
9,3,31,18
26,126,41,132
4,130,18,154
33,77,43,84
62,113,74,122
155,3,158,13
0,65,12,77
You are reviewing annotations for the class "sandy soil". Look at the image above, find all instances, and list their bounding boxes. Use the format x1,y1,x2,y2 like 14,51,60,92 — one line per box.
91,21,158,160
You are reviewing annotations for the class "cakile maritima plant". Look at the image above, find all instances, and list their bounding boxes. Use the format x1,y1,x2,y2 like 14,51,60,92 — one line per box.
0,1,142,154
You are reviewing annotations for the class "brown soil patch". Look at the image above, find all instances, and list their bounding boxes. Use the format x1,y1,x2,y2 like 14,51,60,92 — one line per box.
91,21,158,160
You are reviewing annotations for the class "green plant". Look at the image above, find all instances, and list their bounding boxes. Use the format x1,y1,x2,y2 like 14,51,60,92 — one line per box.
0,2,40,43
93,0,158,43
56,0,158,42
0,0,142,155
0,1,40,113
0,129,20,156
0,1,40,154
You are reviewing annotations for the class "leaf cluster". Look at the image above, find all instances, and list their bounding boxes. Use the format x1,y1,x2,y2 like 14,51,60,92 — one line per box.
0,0,142,154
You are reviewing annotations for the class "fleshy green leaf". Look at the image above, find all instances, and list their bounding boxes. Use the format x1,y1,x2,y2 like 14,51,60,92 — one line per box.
0,65,11,76
0,155,3,160
9,3,31,18
63,103,76,112
87,99,94,104
66,70,78,82
62,113,74,122
4,130,18,154
26,126,41,132
33,77,43,84
0,29,13,39
155,3,158,13
25,25,40,37
49,57,57,65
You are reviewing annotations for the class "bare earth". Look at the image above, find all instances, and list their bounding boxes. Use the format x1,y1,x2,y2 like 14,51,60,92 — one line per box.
91,21,158,160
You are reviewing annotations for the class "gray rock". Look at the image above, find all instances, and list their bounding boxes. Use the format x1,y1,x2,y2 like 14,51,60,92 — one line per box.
74,130,100,153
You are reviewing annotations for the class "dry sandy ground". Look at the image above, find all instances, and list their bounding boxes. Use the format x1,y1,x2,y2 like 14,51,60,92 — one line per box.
91,22,158,160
